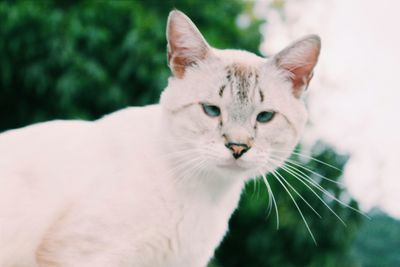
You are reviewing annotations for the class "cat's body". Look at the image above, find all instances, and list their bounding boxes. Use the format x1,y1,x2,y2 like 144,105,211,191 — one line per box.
0,105,241,267
0,11,320,267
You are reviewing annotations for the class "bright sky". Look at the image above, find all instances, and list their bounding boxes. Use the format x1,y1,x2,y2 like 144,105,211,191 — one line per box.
255,0,400,218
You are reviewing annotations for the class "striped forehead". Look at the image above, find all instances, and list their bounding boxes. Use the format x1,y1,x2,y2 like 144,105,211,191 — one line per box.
219,63,264,104
218,63,264,124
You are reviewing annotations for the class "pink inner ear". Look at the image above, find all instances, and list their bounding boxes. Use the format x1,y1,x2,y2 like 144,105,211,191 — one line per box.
167,13,209,79
281,48,319,98
168,42,209,78
168,47,191,79
286,64,314,98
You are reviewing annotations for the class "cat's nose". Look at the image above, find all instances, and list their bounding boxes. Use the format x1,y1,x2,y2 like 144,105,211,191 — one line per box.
225,142,250,159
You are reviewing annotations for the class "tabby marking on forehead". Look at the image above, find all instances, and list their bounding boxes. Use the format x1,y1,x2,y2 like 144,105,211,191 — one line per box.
259,88,264,102
219,85,226,97
223,64,261,104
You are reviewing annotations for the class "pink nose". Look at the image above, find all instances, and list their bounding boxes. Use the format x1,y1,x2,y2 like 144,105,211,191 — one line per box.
225,142,250,159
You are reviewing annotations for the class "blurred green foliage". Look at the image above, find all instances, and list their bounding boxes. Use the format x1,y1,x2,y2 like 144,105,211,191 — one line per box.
352,210,400,267
0,1,366,266
0,0,262,131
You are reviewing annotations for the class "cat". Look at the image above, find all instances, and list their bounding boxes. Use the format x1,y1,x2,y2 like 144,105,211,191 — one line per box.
0,10,320,267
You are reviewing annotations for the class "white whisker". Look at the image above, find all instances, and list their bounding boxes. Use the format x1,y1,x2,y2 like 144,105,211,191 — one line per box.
269,159,347,226
271,170,317,245
271,165,322,219
271,158,370,219
177,157,207,182
271,155,344,186
271,149,343,172
258,170,279,229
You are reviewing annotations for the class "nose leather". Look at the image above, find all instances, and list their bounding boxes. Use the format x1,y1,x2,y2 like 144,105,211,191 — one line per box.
225,142,250,159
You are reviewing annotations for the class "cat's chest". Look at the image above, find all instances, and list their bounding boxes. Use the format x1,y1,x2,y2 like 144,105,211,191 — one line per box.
106,168,244,267
157,181,243,267
39,176,241,267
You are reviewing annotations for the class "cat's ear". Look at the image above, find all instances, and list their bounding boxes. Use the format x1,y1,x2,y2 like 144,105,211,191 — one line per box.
167,10,211,78
274,35,321,98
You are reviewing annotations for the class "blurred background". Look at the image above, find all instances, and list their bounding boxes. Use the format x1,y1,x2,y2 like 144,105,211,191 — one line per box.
0,0,399,266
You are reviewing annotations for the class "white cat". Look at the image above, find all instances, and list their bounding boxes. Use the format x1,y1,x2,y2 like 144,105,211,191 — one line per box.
0,10,320,267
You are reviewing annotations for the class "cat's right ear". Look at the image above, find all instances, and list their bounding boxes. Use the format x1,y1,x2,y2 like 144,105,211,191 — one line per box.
167,10,211,78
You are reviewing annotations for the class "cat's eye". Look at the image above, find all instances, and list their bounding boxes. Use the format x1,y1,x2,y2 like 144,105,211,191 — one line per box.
201,103,221,117
256,111,275,123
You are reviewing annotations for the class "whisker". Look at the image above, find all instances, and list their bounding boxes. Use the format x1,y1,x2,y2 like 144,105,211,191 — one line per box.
167,156,207,181
271,149,343,172
270,160,347,226
272,167,322,219
273,159,370,219
259,170,279,229
252,179,256,196
175,158,207,185
180,158,207,180
166,155,200,174
250,177,260,200
263,177,273,218
271,170,317,245
271,155,344,186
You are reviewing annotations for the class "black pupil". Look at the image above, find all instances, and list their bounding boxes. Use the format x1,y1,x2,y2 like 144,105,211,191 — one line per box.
257,111,275,123
202,104,220,117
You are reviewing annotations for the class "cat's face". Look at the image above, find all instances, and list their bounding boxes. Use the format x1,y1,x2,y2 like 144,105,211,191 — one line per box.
161,11,320,180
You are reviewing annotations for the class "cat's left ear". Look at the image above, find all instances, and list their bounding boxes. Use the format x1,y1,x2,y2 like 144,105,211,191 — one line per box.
167,10,211,78
274,35,321,98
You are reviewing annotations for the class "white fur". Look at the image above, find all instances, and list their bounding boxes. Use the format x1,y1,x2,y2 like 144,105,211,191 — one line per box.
0,10,319,267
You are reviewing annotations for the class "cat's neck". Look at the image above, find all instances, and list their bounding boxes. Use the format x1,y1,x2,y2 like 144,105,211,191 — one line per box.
160,149,242,203
175,169,245,204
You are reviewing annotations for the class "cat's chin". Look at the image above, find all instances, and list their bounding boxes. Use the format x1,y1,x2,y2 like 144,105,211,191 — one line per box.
215,159,255,177
218,162,246,171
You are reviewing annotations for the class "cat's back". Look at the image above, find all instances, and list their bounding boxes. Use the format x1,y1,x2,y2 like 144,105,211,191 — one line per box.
0,119,90,164
0,104,161,175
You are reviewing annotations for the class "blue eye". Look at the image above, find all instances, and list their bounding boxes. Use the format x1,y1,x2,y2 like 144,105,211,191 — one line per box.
201,104,221,117
256,111,275,123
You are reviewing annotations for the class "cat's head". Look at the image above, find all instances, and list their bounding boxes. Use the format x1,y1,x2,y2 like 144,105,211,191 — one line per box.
160,10,320,180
